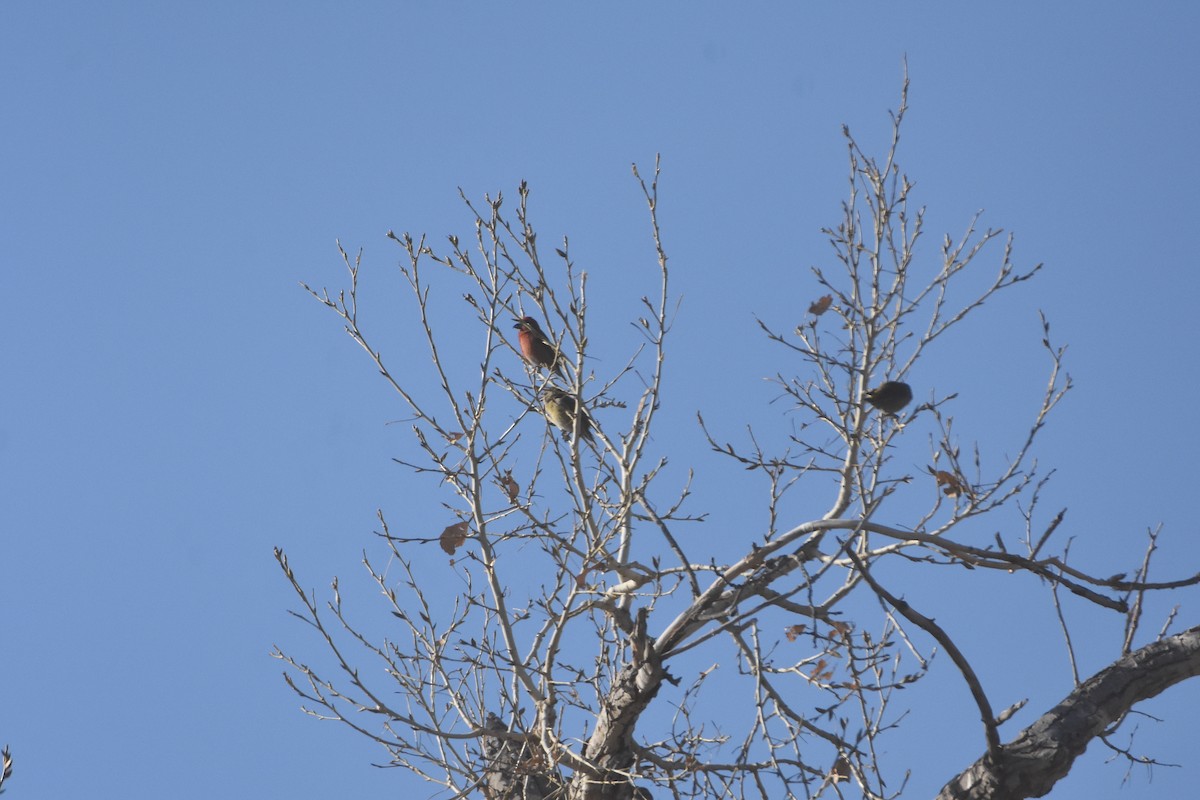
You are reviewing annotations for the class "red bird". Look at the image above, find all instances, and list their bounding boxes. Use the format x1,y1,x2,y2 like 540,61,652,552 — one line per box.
513,316,563,376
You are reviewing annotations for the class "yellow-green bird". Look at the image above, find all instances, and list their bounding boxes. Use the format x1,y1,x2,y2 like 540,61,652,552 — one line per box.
541,387,593,443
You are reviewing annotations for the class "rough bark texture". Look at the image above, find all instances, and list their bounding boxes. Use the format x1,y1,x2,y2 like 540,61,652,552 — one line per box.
573,613,666,800
481,624,664,800
936,625,1200,800
482,712,553,800
573,660,665,800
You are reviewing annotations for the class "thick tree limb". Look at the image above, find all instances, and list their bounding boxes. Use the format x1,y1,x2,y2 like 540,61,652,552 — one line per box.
482,712,555,800
577,611,668,800
936,624,1200,800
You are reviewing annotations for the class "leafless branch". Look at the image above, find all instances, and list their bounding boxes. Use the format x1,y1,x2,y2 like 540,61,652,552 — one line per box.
279,77,1200,800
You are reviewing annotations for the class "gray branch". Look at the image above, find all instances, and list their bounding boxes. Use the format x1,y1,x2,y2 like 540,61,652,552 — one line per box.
936,625,1200,800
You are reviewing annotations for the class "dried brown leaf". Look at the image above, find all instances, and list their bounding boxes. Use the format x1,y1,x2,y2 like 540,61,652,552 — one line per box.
500,470,519,503
574,564,595,588
808,294,833,316
934,469,966,497
439,521,469,555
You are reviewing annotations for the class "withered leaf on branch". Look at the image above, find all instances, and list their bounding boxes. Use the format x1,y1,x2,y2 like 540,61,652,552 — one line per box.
933,469,966,497
784,624,807,642
575,568,590,589
810,658,834,682
439,521,469,555
809,294,833,316
829,620,852,640
500,470,520,503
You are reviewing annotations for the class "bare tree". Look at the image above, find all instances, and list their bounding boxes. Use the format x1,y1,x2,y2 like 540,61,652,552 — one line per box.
274,79,1200,800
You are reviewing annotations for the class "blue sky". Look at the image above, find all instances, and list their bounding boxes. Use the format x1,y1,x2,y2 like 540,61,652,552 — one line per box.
4,3,1200,798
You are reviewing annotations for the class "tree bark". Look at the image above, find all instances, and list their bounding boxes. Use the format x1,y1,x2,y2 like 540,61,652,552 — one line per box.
936,625,1200,800
575,613,667,800
482,712,553,800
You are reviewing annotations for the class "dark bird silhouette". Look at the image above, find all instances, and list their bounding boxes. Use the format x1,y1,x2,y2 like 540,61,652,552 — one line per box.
863,381,913,414
541,387,593,443
513,316,563,376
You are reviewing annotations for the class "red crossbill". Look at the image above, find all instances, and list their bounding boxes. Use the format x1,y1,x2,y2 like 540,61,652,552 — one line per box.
513,316,564,377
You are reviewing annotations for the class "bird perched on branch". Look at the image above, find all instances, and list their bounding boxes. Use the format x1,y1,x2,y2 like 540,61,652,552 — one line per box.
513,316,564,376
863,381,913,415
541,387,593,443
